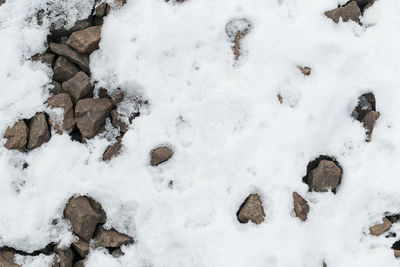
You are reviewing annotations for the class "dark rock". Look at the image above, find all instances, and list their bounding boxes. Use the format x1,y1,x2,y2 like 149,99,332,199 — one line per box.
64,196,106,241
93,226,133,248
50,80,63,95
151,146,173,166
32,53,56,67
237,194,265,224
71,239,89,258
370,217,392,236
67,26,102,54
75,98,113,139
111,248,124,257
50,43,90,73
298,66,311,76
53,56,80,83
111,110,128,133
325,1,361,23
103,138,122,161
50,19,93,39
4,120,28,151
73,260,85,267
93,17,104,26
356,0,374,7
95,1,107,17
55,247,74,267
0,0,5,6
353,93,376,121
293,192,309,221
47,93,75,133
27,112,51,150
111,92,124,106
362,110,379,142
98,88,111,99
62,72,93,103
0,250,19,267
362,1,374,12
306,159,342,193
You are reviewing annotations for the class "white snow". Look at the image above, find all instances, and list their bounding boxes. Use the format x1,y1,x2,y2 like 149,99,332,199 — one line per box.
1,0,400,266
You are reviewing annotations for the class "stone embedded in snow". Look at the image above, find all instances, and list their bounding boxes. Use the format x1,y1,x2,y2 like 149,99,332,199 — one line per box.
32,53,56,67
111,248,124,257
111,110,128,133
53,56,80,83
50,43,90,73
325,1,361,24
237,194,266,224
353,93,376,121
50,80,63,95
362,1,374,12
103,138,122,161
306,159,342,193
75,98,113,139
395,250,400,258
62,72,93,103
47,93,75,133
298,66,311,76
55,247,74,267
73,260,85,267
64,196,106,241
293,192,310,221
4,120,28,151
151,146,174,166
95,0,107,17
72,239,90,258
356,0,374,7
370,217,392,236
93,226,133,248
50,19,92,39
67,26,102,54
362,110,380,142
111,92,124,106
27,112,51,150
0,250,19,267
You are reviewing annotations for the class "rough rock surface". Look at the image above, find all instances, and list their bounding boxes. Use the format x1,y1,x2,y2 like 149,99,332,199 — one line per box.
67,26,102,54
27,113,51,150
362,110,380,142
0,250,19,267
151,146,174,166
111,92,124,106
93,226,133,248
293,192,310,221
325,1,361,23
237,194,265,224
32,53,56,67
298,66,311,76
62,72,93,103
50,80,63,95
47,93,75,133
50,19,92,39
103,138,122,161
307,160,342,192
55,247,74,267
75,98,113,139
73,260,85,267
111,110,128,133
53,56,80,83
370,217,392,236
71,239,90,258
4,120,28,151
50,43,90,73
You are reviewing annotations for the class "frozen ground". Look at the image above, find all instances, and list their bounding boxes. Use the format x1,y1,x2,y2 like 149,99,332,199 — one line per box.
1,0,400,266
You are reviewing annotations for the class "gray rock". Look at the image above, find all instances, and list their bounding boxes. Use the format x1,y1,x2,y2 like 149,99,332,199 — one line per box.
53,56,80,83
293,192,309,221
0,0,5,6
307,160,342,192
298,66,311,76
325,1,361,23
67,26,102,54
93,226,133,248
47,93,75,133
95,1,107,17
4,120,28,151
62,72,93,103
50,43,90,73
353,93,376,121
50,80,63,95
237,194,265,224
151,146,173,166
27,112,51,150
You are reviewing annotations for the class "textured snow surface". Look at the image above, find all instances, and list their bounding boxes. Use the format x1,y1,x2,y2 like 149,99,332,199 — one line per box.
1,0,400,266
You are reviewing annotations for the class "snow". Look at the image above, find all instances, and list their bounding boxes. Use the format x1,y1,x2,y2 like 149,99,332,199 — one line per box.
1,0,400,266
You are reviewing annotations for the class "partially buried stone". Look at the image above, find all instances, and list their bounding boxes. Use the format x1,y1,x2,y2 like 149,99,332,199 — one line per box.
32,53,56,67
111,92,124,106
293,192,309,221
4,120,28,151
50,80,63,95
298,66,311,76
103,138,122,161
47,93,75,133
50,18,92,39
111,110,128,133
93,225,133,248
370,217,392,236
53,56,80,83
71,239,89,258
151,146,173,166
27,112,51,150
73,260,85,267
67,26,102,54
362,110,379,142
62,72,93,103
237,194,265,224
307,160,342,193
50,43,90,73
353,93,376,121
325,1,361,24
0,250,19,267
55,247,74,267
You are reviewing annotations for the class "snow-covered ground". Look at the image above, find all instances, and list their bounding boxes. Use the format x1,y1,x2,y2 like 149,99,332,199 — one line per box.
1,0,400,266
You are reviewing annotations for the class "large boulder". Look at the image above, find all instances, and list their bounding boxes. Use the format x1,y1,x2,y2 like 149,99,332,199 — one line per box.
306,160,342,193
27,113,51,150
93,226,133,248
47,93,75,133
4,120,28,151
325,1,361,23
151,146,173,166
50,43,90,73
53,56,80,83
67,26,102,54
62,72,93,103
236,194,265,224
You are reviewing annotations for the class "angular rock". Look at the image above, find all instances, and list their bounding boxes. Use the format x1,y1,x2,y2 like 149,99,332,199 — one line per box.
151,146,173,166
55,247,74,267
75,98,113,139
73,260,85,267
353,93,376,121
50,80,63,95
293,192,309,221
62,72,93,103
362,110,379,142
32,53,56,67
67,26,102,54
50,18,92,39
27,113,51,150
71,239,89,258
111,92,124,106
307,160,342,192
95,1,107,17
0,250,19,267
103,138,122,161
50,43,90,73
111,110,128,133
395,250,400,258
47,93,75,133
4,120,28,151
370,217,392,236
53,56,80,83
64,196,106,241
237,194,265,224
87,197,107,223
325,1,361,24
93,226,133,248
298,66,311,76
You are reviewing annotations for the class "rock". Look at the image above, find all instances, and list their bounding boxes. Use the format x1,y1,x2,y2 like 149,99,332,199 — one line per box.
75,98,113,139
395,250,400,258
0,0,5,6
362,1,374,12
73,260,85,267
293,192,309,221
50,43,90,73
111,248,124,257
353,93,376,121
111,92,124,106
0,250,19,267
93,226,133,248
325,1,361,24
370,217,392,236
356,0,374,7
50,80,63,95
27,113,51,150
53,56,80,83
55,247,74,267
151,146,174,166
47,93,75,133
103,138,122,161
62,72,93,103
32,53,56,67
277,94,283,104
236,194,265,224
67,26,102,54
71,239,89,258
95,1,107,17
4,120,28,151
98,88,111,99
298,66,311,76
307,160,342,193
111,110,128,133
362,110,379,142
64,196,106,241
50,18,92,39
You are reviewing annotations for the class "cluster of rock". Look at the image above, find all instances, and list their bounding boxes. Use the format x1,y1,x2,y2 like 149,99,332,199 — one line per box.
325,0,375,24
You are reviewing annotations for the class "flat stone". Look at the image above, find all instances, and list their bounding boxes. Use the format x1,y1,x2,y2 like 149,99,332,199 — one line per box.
103,138,122,161
50,80,63,95
67,26,102,54
4,120,28,151
307,160,342,192
71,239,89,258
62,72,93,103
50,43,90,73
47,93,75,133
362,110,379,142
75,98,113,139
27,112,51,150
0,250,19,267
370,217,392,236
151,146,173,166
325,1,361,23
0,0,5,6
93,226,133,248
237,194,265,224
53,56,80,83
111,110,128,133
293,192,309,221
55,247,74,267
298,66,311,76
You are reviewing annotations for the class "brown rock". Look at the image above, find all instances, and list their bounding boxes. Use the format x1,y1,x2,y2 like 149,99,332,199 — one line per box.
353,93,376,121
325,1,361,24
53,56,80,83
298,66,311,76
64,196,106,241
293,192,310,221
50,43,90,73
27,112,51,150
62,72,93,103
73,260,85,267
362,110,379,142
151,146,173,166
395,250,400,258
111,92,124,106
95,1,107,17
362,1,374,12
75,98,113,139
98,88,111,99
370,217,392,236
4,120,28,151
0,0,5,6
32,53,56,67
0,250,19,267
67,26,102,54
47,93,75,133
50,80,63,95
55,247,74,267
71,239,89,258
111,110,128,133
103,138,122,161
50,19,92,39
237,194,265,224
93,226,133,248
307,160,342,192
